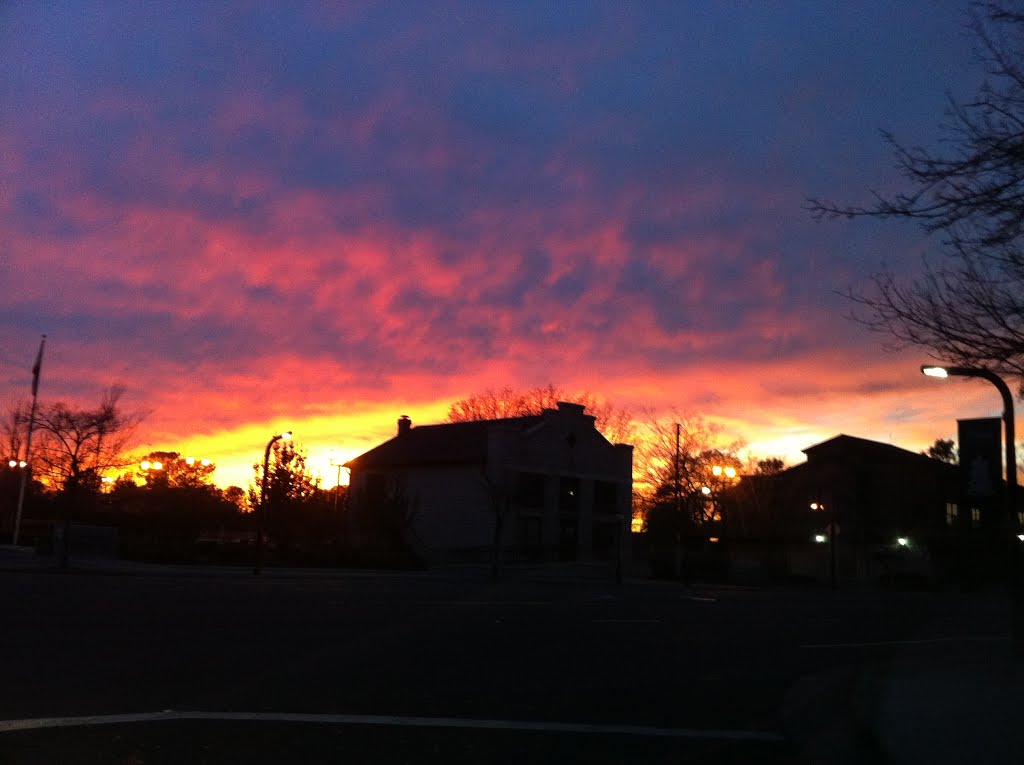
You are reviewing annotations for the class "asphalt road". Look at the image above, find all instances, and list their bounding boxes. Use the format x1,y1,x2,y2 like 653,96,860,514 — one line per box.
0,570,1008,763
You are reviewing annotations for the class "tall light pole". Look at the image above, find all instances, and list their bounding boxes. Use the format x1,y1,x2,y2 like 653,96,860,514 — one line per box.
254,431,291,575
922,364,1020,657
330,457,345,515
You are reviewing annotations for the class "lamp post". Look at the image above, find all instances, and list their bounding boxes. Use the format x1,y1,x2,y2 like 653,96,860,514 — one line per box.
922,364,1021,657
254,431,291,575
811,500,837,590
330,458,345,516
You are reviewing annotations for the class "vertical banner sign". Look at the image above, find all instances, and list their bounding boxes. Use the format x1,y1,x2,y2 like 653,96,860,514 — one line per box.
958,417,1002,500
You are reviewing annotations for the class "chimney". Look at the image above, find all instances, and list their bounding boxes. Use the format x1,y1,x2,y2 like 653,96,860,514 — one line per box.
397,415,411,436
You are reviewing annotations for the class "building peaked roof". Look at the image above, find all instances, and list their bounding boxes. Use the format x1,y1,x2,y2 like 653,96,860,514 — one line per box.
802,433,953,468
346,415,545,469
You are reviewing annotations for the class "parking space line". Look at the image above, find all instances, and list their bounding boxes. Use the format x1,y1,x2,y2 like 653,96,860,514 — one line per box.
0,710,785,742
802,635,1008,649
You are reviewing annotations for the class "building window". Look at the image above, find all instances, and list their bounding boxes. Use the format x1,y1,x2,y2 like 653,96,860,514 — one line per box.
946,502,958,526
971,507,981,527
594,480,617,515
517,472,545,509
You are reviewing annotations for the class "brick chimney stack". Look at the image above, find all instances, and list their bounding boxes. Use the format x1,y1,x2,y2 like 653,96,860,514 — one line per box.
397,415,411,436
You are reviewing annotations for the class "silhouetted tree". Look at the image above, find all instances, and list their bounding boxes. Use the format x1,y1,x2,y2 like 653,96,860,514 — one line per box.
248,440,336,560
925,437,959,463
447,384,636,444
809,3,1024,393
2,401,29,463
222,485,247,511
32,386,144,566
136,451,217,489
755,457,787,475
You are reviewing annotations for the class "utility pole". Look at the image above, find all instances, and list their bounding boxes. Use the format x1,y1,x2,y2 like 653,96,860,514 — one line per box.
13,335,45,547
675,422,683,580
330,458,345,515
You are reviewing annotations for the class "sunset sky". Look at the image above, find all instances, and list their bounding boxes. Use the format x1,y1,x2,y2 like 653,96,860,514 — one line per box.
0,1,1006,490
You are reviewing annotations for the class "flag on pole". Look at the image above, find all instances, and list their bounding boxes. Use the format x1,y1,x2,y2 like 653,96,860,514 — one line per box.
31,335,46,397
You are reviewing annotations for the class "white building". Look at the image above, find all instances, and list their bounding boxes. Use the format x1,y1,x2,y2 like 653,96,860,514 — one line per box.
346,402,633,564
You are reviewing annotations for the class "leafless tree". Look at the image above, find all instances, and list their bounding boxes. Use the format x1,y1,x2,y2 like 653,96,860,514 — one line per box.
32,386,144,566
808,3,1024,393
1,401,29,462
447,384,636,444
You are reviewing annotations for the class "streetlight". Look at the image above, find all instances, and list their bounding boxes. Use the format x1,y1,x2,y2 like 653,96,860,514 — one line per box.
254,431,292,575
811,500,837,589
922,363,1021,657
8,460,26,469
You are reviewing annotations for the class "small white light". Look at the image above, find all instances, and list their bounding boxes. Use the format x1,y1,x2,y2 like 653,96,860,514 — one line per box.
701,486,711,495
141,461,151,470
810,502,820,511
280,431,293,440
1018,534,1024,542
725,466,737,478
8,460,16,468
922,367,949,378
897,537,909,546
814,534,827,543
201,458,211,466
712,466,722,476
185,456,195,465
152,461,163,471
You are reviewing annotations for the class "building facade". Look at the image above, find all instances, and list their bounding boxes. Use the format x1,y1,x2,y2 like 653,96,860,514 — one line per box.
754,434,1014,585
345,402,633,564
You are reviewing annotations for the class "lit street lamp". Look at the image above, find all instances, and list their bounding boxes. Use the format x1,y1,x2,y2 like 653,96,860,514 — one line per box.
254,431,292,575
811,500,838,589
922,364,1021,657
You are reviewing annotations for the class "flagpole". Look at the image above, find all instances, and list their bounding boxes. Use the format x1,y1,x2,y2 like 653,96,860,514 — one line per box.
13,335,46,547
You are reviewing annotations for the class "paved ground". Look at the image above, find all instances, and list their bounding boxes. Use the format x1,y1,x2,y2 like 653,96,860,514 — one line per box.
0,556,1015,763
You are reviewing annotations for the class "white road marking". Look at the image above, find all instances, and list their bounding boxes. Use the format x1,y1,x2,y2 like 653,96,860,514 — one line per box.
0,710,785,742
425,601,553,607
802,635,1009,649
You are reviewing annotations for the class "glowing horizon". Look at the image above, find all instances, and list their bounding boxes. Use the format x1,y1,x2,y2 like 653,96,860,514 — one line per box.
1,2,1006,493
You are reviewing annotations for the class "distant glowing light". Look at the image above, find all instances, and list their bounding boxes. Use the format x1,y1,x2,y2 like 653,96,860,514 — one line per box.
897,537,909,546
922,366,949,378
814,534,827,543
810,502,821,510
1018,534,1024,542
701,486,711,495
201,458,211,466
712,466,722,476
724,466,737,479
185,456,195,465
140,461,151,470
152,461,163,471
709,536,720,543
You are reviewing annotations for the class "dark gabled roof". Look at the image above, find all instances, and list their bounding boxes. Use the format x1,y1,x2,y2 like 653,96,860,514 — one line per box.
346,416,545,470
802,434,955,470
